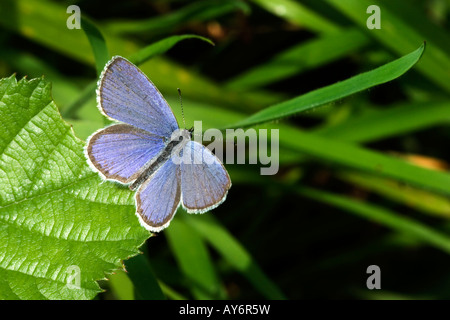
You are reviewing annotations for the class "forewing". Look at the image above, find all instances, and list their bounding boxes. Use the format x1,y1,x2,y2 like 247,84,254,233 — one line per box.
181,141,231,213
97,56,179,138
135,158,181,232
86,124,165,183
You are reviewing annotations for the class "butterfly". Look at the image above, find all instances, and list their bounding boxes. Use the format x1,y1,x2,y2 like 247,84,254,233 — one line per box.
85,56,231,232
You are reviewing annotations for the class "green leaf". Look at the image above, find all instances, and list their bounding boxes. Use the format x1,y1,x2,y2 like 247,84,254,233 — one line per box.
338,171,450,219
124,253,165,300
105,0,250,35
107,269,135,300
297,186,450,255
278,123,450,197
231,43,425,128
251,0,340,34
221,115,450,198
325,0,450,93
81,17,110,76
165,217,225,299
62,82,97,119
129,34,214,66
158,281,188,300
163,92,450,199
226,28,370,91
184,214,287,300
315,100,450,143
0,75,149,299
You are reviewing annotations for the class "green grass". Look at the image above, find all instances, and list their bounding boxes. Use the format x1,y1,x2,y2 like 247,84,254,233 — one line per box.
0,0,449,300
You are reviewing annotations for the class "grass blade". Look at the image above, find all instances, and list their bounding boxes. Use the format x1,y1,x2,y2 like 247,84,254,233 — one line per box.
325,0,450,93
124,254,166,300
232,43,425,128
105,0,250,35
278,124,450,197
338,171,450,219
251,0,339,34
107,270,135,300
62,81,97,119
166,217,225,299
129,34,214,66
81,17,109,76
297,186,450,255
184,214,287,299
158,281,187,300
226,28,370,91
315,100,450,143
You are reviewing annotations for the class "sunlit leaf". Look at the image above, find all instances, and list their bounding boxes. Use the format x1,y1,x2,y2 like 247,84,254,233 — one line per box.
0,75,149,299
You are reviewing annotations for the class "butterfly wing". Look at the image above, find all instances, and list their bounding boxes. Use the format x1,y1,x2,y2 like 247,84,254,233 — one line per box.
86,124,165,183
135,157,181,232
180,141,231,213
97,56,179,138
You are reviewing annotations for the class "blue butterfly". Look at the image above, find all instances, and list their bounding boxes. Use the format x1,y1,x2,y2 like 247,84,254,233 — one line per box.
86,56,231,232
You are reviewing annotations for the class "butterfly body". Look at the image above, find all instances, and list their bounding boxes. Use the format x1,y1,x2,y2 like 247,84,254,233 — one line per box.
86,56,231,232
129,128,190,191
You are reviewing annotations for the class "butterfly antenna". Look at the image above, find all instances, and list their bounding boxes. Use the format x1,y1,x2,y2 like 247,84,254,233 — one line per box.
177,88,187,129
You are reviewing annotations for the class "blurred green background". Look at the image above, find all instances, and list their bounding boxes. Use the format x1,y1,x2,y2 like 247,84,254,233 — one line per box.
1,0,450,299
